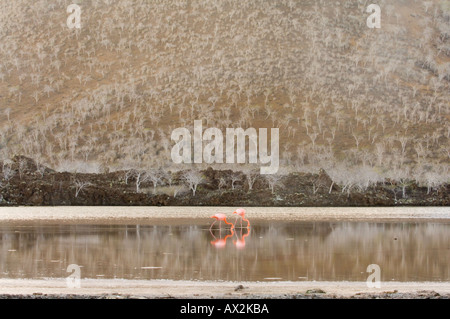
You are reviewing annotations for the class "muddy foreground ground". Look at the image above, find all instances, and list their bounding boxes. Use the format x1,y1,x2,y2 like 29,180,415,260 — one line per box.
0,279,448,299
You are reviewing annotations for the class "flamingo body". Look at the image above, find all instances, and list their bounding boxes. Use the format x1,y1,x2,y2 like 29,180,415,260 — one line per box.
210,213,234,230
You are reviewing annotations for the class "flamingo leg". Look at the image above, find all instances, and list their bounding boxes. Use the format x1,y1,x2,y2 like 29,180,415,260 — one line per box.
209,228,217,240
234,216,243,229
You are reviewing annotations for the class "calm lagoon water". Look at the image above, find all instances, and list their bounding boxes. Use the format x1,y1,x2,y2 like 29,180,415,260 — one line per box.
0,207,449,282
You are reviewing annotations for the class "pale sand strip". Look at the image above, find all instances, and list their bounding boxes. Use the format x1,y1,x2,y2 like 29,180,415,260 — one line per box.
0,206,449,225
0,278,448,298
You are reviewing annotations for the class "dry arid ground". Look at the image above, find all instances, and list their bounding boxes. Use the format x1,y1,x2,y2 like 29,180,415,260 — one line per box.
0,0,448,196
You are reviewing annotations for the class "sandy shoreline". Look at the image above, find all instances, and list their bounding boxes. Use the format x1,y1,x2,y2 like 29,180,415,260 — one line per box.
0,278,448,299
0,206,449,225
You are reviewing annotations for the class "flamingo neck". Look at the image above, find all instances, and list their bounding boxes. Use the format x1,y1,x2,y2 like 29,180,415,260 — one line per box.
224,220,235,229
225,229,234,239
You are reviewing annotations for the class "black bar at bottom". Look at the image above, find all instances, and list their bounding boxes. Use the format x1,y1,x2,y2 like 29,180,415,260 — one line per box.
0,298,442,318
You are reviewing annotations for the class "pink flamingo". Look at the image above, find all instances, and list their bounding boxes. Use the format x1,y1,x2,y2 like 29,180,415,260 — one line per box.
233,208,250,229
209,213,235,231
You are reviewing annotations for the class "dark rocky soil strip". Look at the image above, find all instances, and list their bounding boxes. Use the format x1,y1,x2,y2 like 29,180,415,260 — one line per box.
1,156,448,207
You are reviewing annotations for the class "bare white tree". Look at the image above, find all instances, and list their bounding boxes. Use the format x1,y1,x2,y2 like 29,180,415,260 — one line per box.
171,185,184,198
124,169,135,185
230,173,241,190
135,170,149,193
183,169,204,197
265,174,283,194
218,177,227,191
74,180,91,198
243,168,259,191
147,169,162,194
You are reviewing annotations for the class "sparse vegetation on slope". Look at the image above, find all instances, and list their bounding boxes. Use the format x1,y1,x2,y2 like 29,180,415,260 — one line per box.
0,0,448,199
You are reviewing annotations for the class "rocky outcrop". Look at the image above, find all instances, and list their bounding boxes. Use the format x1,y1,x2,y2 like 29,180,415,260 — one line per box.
0,157,448,207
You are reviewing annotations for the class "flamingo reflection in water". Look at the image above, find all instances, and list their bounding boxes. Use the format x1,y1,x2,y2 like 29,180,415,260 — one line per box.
233,227,251,249
209,213,235,249
210,227,251,249
210,227,235,248
209,209,251,249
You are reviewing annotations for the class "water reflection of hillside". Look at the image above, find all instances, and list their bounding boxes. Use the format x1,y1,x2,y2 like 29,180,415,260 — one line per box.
0,222,448,282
